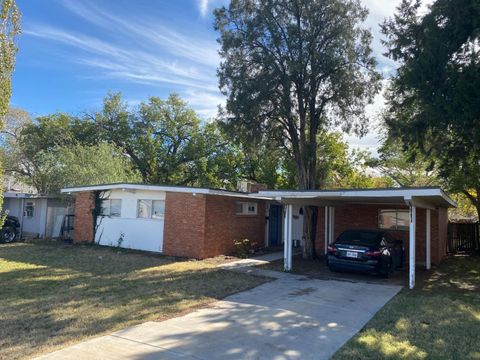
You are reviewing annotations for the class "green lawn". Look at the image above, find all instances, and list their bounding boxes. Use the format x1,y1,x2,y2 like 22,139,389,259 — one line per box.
333,254,480,359
0,241,268,360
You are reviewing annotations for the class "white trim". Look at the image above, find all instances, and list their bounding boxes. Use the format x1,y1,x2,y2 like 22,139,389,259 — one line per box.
324,206,328,255
426,209,431,270
409,204,416,289
284,204,293,271
61,183,269,200
258,188,456,208
328,206,335,246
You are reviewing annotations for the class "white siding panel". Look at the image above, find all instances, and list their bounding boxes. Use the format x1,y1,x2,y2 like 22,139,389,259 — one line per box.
95,218,164,252
94,189,166,252
292,205,304,242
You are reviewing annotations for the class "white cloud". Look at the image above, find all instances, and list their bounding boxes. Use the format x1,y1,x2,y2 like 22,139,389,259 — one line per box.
25,0,433,155
198,0,210,17
25,1,225,119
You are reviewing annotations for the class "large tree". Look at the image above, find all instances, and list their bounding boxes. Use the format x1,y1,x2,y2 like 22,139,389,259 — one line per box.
215,0,381,257
382,0,480,215
368,136,439,187
2,110,140,193
90,93,243,189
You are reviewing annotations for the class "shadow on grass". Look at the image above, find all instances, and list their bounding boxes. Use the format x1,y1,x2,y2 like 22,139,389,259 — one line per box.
332,253,480,360
0,242,268,359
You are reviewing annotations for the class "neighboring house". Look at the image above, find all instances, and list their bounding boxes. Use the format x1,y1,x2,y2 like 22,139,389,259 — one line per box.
61,183,456,288
3,191,73,238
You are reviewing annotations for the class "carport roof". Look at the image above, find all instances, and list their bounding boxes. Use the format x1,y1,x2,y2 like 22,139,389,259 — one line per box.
256,187,456,208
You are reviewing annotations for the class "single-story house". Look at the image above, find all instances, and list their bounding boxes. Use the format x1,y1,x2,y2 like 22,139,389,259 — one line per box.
61,183,456,289
3,191,73,238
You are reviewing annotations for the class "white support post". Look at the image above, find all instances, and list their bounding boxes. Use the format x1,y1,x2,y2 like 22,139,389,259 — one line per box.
324,206,329,254
328,207,335,245
284,204,293,271
409,205,416,289
426,209,431,270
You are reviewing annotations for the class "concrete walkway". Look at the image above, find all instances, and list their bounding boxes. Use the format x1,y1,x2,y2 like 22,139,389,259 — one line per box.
37,268,401,360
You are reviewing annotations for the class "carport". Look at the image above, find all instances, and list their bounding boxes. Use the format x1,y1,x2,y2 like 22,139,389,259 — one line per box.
257,187,456,289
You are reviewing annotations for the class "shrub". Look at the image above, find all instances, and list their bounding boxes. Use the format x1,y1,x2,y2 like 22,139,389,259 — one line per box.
232,238,257,258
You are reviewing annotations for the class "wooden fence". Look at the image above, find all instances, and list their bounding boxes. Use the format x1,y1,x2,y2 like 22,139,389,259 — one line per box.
447,222,479,253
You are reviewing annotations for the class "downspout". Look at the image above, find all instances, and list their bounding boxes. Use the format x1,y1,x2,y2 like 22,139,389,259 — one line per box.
19,197,25,239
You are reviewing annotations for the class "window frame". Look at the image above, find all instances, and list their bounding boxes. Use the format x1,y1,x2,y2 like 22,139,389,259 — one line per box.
152,200,166,220
100,199,122,217
378,209,409,231
137,199,165,220
25,201,35,217
235,202,258,216
109,199,122,218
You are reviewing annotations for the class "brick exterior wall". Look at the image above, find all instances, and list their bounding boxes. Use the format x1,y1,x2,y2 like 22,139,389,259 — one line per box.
162,192,267,259
314,204,448,265
203,195,266,258
72,191,95,244
163,193,207,258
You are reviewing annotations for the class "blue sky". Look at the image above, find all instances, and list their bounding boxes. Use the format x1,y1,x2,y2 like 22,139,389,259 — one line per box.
11,0,427,153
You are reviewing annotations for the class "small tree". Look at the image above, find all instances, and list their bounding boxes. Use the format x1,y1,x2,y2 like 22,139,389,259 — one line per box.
215,0,381,257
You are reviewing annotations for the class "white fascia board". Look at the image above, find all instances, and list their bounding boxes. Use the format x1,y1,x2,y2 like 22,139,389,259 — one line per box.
3,192,57,199
60,184,269,200
258,188,456,207
61,184,210,194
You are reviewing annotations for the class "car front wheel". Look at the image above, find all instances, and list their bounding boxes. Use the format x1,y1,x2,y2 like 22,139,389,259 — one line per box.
1,226,17,243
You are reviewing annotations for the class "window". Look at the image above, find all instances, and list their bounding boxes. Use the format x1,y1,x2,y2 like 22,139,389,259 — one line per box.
100,199,122,217
25,201,35,217
137,200,165,220
378,209,409,231
152,200,165,219
110,199,122,217
235,202,258,215
137,200,152,219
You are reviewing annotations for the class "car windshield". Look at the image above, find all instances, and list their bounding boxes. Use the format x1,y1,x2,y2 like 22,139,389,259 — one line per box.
336,231,382,246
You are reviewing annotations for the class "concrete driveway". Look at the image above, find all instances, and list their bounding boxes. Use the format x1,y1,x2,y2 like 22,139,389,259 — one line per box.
37,271,400,360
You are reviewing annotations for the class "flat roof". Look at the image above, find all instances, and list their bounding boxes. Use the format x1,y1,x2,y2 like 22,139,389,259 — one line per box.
61,183,456,208
60,183,269,200
3,191,62,199
257,187,456,208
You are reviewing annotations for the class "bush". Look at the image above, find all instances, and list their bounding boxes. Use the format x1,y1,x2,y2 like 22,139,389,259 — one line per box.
232,238,257,258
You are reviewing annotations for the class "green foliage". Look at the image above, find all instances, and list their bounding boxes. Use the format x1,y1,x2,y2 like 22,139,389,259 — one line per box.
215,0,381,191
2,109,141,193
449,192,478,221
0,0,20,122
0,0,20,226
381,0,480,213
232,238,258,258
91,93,242,189
369,136,440,187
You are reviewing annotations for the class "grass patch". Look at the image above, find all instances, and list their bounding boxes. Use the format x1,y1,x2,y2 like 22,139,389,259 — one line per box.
332,254,480,359
0,241,268,359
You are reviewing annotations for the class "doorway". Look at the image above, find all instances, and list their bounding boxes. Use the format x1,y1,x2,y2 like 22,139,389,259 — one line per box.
268,204,282,246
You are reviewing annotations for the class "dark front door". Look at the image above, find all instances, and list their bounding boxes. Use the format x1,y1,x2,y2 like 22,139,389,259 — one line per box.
269,205,282,246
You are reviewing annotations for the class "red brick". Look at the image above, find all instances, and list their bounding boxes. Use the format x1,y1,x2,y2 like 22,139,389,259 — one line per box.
72,191,95,244
163,193,266,259
163,193,207,258
315,204,448,265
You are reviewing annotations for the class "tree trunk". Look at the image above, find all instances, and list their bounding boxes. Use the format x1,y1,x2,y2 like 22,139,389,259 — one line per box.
476,204,480,251
302,205,318,259
297,153,319,260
